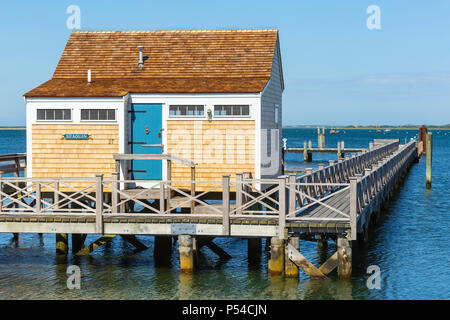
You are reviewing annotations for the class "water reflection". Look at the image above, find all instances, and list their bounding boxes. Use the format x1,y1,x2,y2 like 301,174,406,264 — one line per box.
1,129,450,299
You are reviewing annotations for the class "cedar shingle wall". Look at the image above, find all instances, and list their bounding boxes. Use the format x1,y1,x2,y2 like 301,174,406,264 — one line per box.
167,120,255,191
32,125,119,190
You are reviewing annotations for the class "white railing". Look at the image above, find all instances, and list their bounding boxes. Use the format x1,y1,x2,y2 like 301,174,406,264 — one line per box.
0,140,418,240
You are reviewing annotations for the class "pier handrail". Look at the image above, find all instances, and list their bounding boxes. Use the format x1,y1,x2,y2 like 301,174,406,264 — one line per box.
285,140,399,216
0,139,418,240
349,140,417,239
113,153,197,167
0,153,26,175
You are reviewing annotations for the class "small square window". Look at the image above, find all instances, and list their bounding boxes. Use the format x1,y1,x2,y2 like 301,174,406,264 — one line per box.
37,109,45,120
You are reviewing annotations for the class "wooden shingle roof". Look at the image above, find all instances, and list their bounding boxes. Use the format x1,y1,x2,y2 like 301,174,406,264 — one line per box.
25,29,279,97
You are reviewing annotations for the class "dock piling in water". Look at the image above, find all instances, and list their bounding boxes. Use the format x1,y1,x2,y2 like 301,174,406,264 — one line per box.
56,233,68,255
337,236,352,280
179,235,194,273
284,237,299,278
268,237,285,275
426,132,433,189
303,141,312,162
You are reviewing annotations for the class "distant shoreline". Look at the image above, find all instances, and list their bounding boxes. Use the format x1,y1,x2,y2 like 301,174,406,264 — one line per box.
283,126,450,130
0,127,25,130
1,126,449,131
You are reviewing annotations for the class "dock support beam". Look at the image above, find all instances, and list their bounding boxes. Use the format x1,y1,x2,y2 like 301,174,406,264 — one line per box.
285,237,299,278
179,235,194,273
56,233,68,255
268,237,285,275
337,236,352,279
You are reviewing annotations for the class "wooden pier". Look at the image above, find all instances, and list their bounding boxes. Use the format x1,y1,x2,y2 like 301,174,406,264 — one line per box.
0,139,420,279
285,141,366,162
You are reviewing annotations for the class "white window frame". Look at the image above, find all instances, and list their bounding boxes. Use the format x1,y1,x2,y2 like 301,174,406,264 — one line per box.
80,108,117,122
36,108,72,122
213,105,251,118
168,105,205,118
275,104,280,127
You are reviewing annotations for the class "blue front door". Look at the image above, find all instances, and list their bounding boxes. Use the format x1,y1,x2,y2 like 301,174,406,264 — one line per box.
130,104,163,180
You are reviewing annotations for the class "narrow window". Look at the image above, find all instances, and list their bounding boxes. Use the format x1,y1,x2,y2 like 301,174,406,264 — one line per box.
81,109,116,121
169,105,204,117
275,104,280,127
37,109,71,121
214,105,250,117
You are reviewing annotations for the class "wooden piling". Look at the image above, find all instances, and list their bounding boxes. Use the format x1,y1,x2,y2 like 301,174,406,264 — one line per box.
72,234,85,253
303,141,308,162
337,236,352,279
317,233,327,248
179,235,194,273
154,235,172,265
337,141,344,160
56,233,68,255
284,237,299,278
303,141,312,162
248,238,262,263
0,171,3,213
419,125,427,155
268,237,285,275
426,132,432,189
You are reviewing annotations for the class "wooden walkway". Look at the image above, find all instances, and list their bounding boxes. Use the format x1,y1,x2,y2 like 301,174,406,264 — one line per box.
0,139,420,278
0,139,417,238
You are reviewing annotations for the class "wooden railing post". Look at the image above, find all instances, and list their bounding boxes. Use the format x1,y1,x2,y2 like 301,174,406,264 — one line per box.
306,168,313,197
36,181,41,214
111,172,119,213
288,174,296,216
278,176,287,240
222,175,230,235
160,181,165,214
54,181,59,211
349,177,358,240
167,159,172,213
0,171,3,212
236,173,243,215
95,174,104,234
190,166,196,213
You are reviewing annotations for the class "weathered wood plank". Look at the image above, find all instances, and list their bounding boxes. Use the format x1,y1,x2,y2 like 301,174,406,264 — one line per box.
287,243,327,279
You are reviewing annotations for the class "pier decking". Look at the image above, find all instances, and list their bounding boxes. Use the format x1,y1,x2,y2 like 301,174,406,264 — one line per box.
0,139,419,279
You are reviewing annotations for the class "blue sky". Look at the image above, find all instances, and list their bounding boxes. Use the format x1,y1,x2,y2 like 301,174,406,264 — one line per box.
1,0,449,126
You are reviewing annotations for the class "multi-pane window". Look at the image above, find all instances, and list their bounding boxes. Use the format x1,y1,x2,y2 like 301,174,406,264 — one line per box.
214,105,250,117
169,105,204,117
37,109,71,121
81,109,116,121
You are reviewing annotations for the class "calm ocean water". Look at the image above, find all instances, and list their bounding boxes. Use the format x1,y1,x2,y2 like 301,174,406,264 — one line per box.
0,128,449,300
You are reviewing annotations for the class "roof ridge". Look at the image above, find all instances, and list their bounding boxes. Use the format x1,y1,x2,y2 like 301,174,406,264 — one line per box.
71,28,278,34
